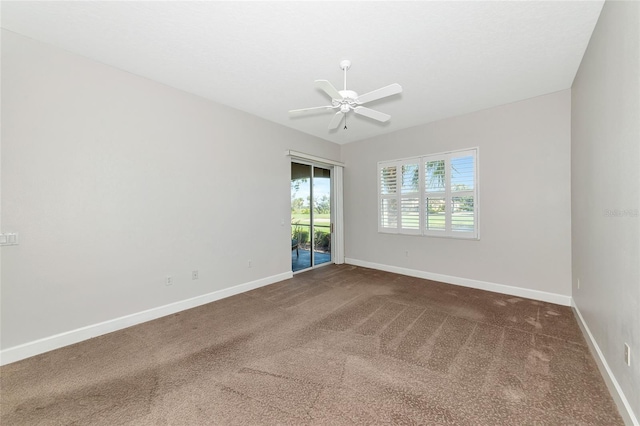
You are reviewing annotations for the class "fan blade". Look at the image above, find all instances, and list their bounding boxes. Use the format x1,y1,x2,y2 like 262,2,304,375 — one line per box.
328,112,344,129
354,106,391,122
356,83,402,104
289,105,335,115
315,80,342,100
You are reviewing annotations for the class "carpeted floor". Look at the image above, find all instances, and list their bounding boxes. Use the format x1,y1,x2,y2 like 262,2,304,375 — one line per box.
0,265,622,425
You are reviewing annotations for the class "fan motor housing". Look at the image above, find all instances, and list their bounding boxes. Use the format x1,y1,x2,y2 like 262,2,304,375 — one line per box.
339,90,358,101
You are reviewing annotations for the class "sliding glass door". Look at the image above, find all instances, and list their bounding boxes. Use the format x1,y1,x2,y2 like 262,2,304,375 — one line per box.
291,162,332,272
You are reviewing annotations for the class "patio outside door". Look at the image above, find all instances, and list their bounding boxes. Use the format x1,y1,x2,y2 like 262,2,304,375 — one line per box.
291,162,332,272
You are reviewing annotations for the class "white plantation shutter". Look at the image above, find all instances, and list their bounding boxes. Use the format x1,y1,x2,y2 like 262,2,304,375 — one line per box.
425,157,446,233
450,151,476,235
378,148,478,239
378,160,421,234
379,163,398,232
399,162,421,234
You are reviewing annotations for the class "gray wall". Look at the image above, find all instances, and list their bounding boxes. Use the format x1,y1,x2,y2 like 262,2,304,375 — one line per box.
342,90,572,298
1,30,340,350
571,0,640,421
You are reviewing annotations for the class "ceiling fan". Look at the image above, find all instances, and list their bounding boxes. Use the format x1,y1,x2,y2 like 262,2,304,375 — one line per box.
289,60,402,130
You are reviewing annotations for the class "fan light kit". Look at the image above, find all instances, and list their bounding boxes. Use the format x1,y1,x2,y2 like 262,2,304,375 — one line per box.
289,60,402,130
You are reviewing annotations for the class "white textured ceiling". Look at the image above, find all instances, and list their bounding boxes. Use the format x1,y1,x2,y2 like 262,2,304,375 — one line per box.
1,1,604,145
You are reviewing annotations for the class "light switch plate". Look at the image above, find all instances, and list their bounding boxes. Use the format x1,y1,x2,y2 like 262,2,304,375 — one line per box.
0,233,18,246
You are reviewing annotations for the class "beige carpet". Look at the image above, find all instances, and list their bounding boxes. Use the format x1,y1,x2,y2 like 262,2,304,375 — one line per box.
0,265,622,425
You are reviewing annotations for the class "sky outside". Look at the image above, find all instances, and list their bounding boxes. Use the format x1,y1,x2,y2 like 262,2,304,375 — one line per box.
291,177,331,205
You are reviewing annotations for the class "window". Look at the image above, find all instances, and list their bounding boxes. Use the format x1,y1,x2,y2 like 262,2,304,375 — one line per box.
378,148,478,239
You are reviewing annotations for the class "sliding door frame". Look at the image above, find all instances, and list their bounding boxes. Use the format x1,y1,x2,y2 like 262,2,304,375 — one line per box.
285,150,344,274
291,159,333,273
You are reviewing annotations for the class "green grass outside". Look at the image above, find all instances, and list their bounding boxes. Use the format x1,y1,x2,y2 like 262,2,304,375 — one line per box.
426,212,474,230
291,213,330,221
291,212,474,234
291,213,331,234
386,212,474,230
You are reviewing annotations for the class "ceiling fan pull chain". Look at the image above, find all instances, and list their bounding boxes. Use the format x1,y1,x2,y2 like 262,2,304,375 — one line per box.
344,114,347,130
344,64,347,91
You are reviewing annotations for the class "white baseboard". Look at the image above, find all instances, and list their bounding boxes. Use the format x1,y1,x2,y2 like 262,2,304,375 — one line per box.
345,258,572,306
572,300,639,426
0,271,292,366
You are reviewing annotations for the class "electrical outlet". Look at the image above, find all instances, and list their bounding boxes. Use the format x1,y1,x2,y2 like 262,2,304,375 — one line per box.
405,250,409,257
248,260,252,268
192,270,199,280
166,276,173,286
624,343,631,366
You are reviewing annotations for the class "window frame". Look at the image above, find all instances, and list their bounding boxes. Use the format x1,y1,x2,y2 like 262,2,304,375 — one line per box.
377,147,479,240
